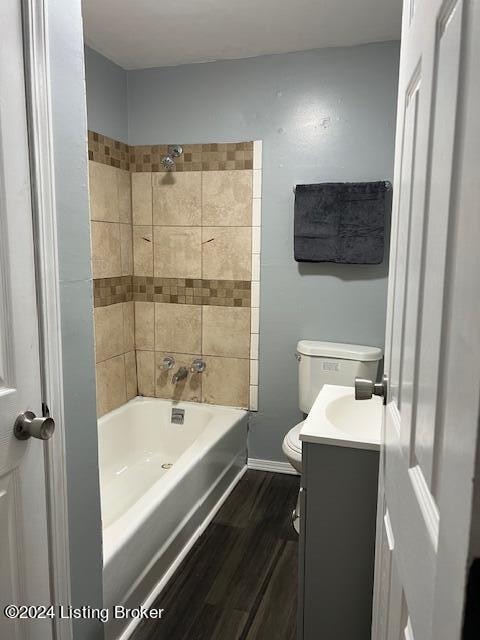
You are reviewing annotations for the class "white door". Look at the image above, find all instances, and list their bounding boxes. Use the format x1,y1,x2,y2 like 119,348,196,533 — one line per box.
0,1,54,639
371,0,480,639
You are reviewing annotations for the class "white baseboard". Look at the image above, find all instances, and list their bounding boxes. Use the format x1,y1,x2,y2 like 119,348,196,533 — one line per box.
247,457,299,475
117,464,247,640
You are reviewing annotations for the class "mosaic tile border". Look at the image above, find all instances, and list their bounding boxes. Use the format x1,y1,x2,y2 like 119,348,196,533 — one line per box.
93,276,250,308
88,131,130,171
93,276,132,308
129,142,254,173
132,277,251,307
88,131,253,173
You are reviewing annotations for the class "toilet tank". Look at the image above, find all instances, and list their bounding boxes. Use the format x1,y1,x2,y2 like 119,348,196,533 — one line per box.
297,340,383,414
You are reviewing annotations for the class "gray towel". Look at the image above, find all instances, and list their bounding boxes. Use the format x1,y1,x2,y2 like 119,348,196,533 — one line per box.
294,181,388,264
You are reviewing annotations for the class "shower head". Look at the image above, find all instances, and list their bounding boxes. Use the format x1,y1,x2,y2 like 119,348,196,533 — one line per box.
160,155,176,170
160,144,183,170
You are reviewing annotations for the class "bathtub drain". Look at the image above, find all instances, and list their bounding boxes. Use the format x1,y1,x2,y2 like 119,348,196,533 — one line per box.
162,463,173,470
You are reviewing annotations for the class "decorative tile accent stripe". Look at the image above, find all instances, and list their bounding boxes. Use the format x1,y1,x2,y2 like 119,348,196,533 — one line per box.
93,276,132,308
129,144,203,173
130,142,254,173
88,131,130,171
87,131,253,173
132,277,251,307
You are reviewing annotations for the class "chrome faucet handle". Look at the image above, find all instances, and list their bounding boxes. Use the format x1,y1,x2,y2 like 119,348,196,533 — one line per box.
162,355,175,370
190,359,206,374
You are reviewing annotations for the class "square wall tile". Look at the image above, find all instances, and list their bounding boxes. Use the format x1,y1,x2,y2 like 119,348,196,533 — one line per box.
136,350,155,397
251,307,260,333
125,351,137,400
153,172,201,226
249,385,258,411
202,356,249,408
250,359,259,386
135,301,154,350
117,169,132,223
132,173,152,225
251,281,260,308
133,226,153,276
123,301,135,352
155,303,201,353
250,333,259,360
251,253,260,281
120,224,133,276
253,141,262,170
202,170,252,226
202,306,250,358
154,226,201,278
155,352,202,403
252,226,261,254
88,161,118,222
94,303,125,363
202,227,251,280
252,199,262,226
91,221,122,279
253,170,262,198
96,355,127,417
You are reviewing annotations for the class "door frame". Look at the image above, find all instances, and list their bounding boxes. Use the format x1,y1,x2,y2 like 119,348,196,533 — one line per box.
21,1,73,638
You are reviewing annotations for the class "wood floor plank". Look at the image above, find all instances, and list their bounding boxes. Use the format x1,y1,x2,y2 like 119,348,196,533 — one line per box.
214,470,271,528
252,472,300,541
242,540,298,640
131,470,300,640
182,603,249,640
205,522,284,611
134,524,239,639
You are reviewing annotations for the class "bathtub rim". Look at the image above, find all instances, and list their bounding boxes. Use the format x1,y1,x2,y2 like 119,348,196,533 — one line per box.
99,396,248,566
114,462,247,640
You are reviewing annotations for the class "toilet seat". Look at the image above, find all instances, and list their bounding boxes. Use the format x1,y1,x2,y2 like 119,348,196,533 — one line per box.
282,421,304,473
285,421,303,454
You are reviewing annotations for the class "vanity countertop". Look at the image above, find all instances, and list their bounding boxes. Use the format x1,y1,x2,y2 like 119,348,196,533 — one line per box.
299,384,382,451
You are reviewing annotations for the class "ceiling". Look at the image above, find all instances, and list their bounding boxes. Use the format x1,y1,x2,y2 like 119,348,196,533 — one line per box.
82,0,402,70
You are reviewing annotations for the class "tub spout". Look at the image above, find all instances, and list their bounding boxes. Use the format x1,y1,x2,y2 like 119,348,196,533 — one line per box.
172,366,188,384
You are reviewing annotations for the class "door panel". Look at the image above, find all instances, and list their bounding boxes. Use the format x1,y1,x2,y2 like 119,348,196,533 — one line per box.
0,473,23,640
0,0,53,638
373,1,480,639
414,0,463,494
389,71,421,411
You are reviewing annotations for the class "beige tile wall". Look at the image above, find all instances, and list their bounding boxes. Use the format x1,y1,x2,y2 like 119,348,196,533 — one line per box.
89,161,132,280
94,301,137,416
89,135,262,414
89,160,136,416
133,166,259,409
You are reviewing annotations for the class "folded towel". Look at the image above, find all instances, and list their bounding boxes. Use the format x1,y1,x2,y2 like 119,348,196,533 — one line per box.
294,181,388,264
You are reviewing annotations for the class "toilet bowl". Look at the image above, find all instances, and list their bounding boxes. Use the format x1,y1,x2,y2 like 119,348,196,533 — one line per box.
282,341,383,486
282,421,303,473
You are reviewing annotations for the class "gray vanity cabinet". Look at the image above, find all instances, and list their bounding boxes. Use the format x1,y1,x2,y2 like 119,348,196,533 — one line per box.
298,441,379,640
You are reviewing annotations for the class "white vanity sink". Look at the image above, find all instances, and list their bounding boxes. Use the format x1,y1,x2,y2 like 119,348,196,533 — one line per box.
300,384,382,451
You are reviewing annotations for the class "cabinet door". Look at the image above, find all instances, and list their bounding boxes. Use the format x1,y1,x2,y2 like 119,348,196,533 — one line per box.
301,443,379,640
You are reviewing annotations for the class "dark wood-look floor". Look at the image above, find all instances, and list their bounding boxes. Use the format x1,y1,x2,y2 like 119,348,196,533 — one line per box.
132,470,300,640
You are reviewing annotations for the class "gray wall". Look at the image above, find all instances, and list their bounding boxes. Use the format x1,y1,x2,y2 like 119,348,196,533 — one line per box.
49,4,103,638
85,42,399,462
85,46,128,142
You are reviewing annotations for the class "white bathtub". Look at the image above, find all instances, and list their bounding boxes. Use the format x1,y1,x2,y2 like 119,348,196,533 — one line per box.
98,396,248,639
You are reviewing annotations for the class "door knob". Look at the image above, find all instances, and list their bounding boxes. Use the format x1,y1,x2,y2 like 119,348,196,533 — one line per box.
355,375,388,404
13,411,55,441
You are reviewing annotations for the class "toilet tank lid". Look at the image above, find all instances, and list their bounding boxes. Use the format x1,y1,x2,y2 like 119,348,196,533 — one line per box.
297,340,383,361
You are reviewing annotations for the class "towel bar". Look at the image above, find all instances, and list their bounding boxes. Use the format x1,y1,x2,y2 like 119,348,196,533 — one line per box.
293,180,392,193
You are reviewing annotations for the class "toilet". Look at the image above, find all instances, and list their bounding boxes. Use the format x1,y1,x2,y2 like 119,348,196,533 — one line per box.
282,340,383,474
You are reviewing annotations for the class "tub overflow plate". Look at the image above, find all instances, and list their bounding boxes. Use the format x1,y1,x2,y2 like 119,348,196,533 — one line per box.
171,408,185,425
